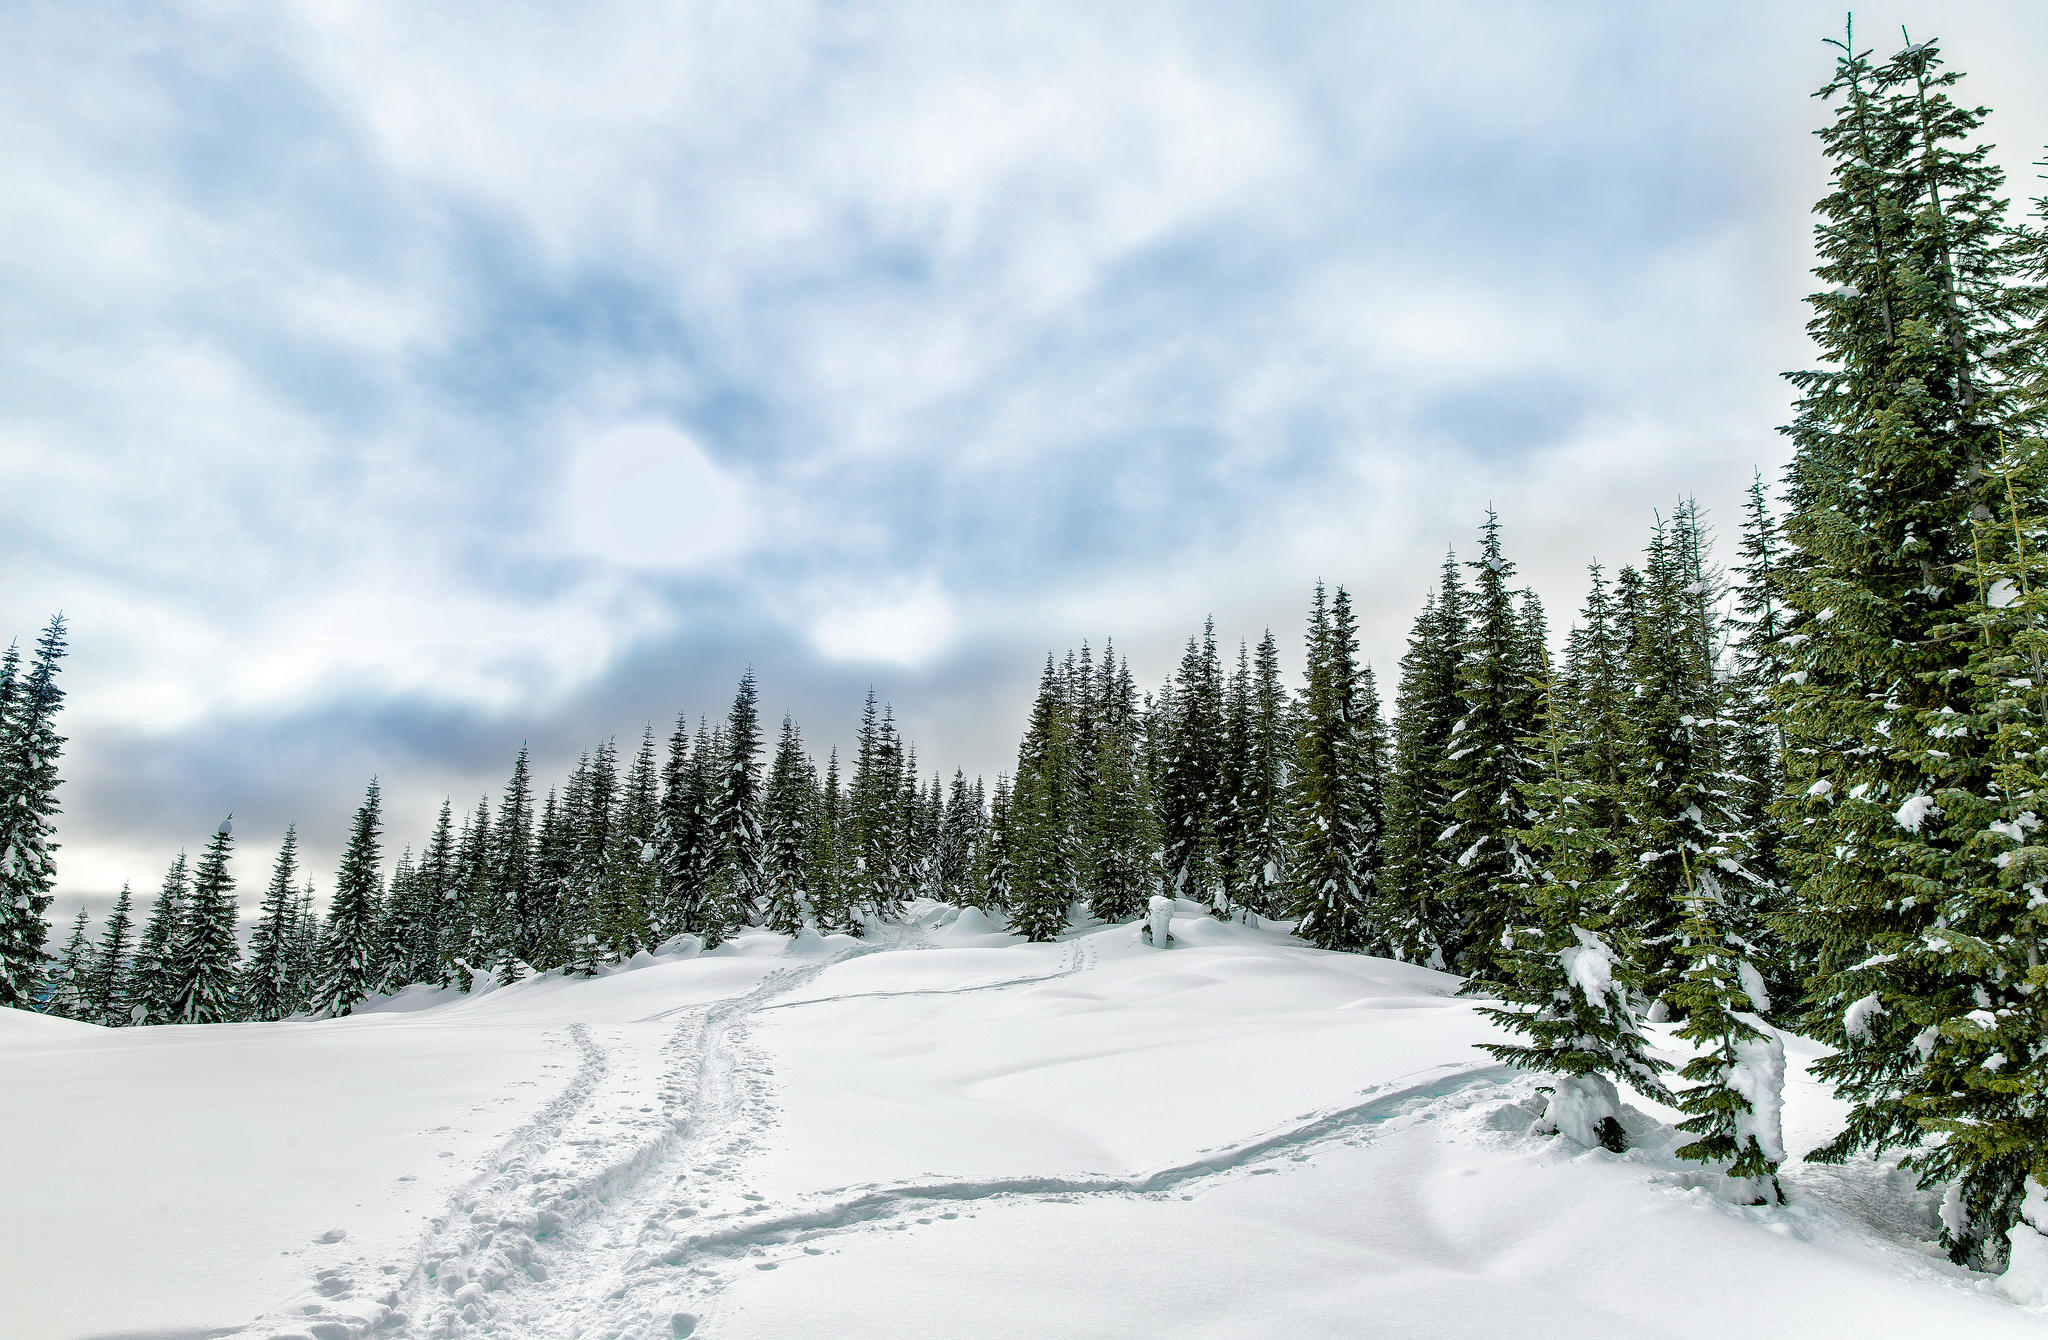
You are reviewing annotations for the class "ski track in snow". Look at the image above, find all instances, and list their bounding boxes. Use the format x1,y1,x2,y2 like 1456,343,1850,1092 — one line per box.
240,929,1495,1340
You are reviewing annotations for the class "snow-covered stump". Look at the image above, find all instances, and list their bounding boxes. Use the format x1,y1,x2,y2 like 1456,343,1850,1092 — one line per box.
1142,895,1175,947
1536,1073,1627,1153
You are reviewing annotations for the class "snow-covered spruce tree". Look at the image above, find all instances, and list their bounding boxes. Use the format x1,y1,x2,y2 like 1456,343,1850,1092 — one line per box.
1727,474,1799,1009
847,693,908,923
1213,641,1251,919
47,909,93,1018
898,751,937,900
315,780,387,1017
86,882,135,1026
241,825,303,1021
1010,656,1079,941
1560,563,1631,874
701,671,768,945
1438,515,1543,975
977,775,1018,915
170,821,240,1024
1088,650,1154,923
762,716,815,936
1778,30,2038,1268
1473,650,1671,1150
936,769,978,907
1287,584,1381,951
1384,552,1471,964
603,727,660,958
494,745,543,974
1064,646,1101,910
653,716,712,940
129,852,189,1024
567,739,623,970
378,847,418,989
413,800,457,985
289,883,321,1012
809,747,857,933
449,796,492,982
1614,509,1760,1012
1157,624,1222,910
0,615,68,1008
1241,632,1292,919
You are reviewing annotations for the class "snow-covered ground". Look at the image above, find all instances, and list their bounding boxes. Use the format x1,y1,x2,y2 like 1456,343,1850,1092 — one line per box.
4,901,2038,1339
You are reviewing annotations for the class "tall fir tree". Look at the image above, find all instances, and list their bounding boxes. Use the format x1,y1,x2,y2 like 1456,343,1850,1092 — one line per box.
1384,555,1468,963
703,671,768,944
936,769,979,907
1088,652,1154,924
810,747,855,933
978,774,1018,916
1158,624,1222,908
1437,513,1543,976
415,799,458,985
1010,657,1078,941
1778,28,2037,1266
1287,585,1381,950
1243,632,1293,920
316,780,387,1016
0,616,68,1007
47,909,94,1018
129,853,190,1025
170,821,241,1024
762,717,815,936
495,745,541,973
242,825,303,1022
86,882,136,1026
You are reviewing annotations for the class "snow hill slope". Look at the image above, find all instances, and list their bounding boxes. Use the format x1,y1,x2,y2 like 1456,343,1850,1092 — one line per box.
3,901,2040,1339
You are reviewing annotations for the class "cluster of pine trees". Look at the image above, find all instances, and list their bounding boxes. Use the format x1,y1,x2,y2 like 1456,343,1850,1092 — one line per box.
16,18,2048,1281
35,671,995,1024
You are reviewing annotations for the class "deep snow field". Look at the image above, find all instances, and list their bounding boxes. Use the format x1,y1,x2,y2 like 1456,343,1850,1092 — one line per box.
4,900,2041,1340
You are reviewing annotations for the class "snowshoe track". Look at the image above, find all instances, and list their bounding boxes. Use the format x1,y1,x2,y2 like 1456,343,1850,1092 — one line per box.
601,1061,1516,1334
242,926,1237,1339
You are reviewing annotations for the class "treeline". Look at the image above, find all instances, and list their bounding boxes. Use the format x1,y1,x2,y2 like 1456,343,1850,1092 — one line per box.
35,672,993,1024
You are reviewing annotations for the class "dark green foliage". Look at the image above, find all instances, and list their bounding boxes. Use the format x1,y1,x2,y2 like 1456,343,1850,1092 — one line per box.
1438,514,1542,976
1287,585,1382,951
1775,27,2039,1268
704,671,768,945
1010,657,1078,942
316,780,387,1017
1158,624,1222,909
242,826,303,1021
1383,557,1467,963
86,883,135,1026
1473,659,1671,1144
1087,649,1154,924
170,823,240,1024
129,853,189,1025
763,716,815,936
46,909,93,1018
0,616,68,1007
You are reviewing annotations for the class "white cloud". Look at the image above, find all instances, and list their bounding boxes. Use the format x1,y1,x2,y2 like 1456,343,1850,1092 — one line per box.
810,579,956,666
563,420,755,570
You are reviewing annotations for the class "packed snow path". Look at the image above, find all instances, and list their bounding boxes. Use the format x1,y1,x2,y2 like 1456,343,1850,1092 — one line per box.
7,902,2046,1338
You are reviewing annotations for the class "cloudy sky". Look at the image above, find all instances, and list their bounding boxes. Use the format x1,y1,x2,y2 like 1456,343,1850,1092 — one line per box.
8,0,2048,920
